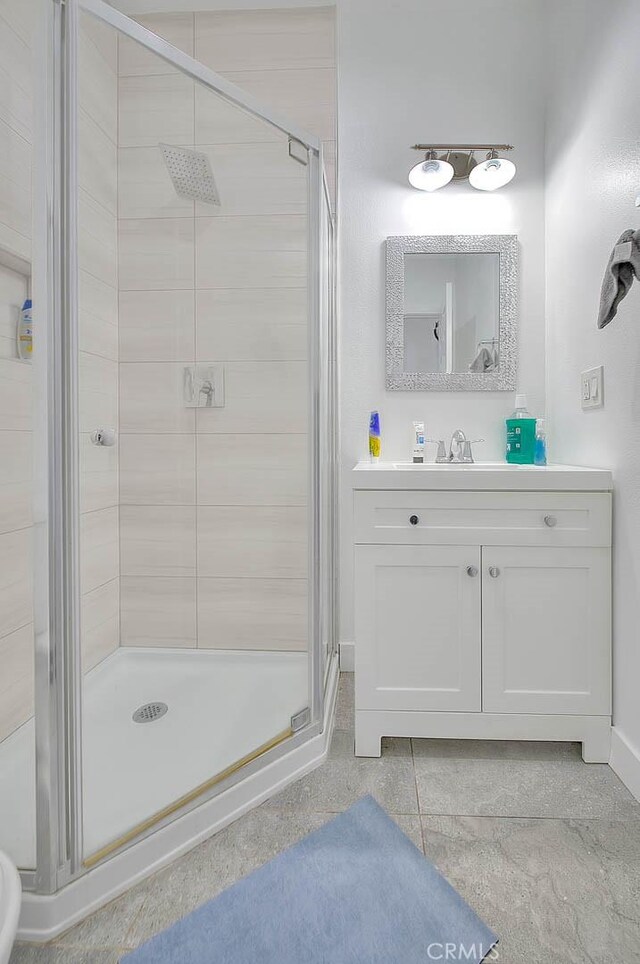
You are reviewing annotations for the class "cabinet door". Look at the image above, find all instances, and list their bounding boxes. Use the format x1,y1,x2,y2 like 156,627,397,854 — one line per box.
355,545,481,712
482,547,611,715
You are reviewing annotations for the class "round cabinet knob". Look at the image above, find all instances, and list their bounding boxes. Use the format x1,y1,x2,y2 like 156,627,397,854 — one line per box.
409,515,419,526
544,514,558,528
489,566,501,578
466,566,478,577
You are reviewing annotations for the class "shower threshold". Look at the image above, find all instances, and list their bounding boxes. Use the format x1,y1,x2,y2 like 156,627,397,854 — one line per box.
0,647,308,870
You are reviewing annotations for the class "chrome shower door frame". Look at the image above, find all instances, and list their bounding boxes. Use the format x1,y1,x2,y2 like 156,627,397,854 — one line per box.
37,0,335,894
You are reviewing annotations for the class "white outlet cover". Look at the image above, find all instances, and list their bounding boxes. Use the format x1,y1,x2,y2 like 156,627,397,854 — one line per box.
581,366,604,410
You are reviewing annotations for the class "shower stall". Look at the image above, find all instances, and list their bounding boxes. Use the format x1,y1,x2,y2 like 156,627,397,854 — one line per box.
0,0,338,937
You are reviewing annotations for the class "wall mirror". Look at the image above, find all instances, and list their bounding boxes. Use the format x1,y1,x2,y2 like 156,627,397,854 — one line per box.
385,234,518,390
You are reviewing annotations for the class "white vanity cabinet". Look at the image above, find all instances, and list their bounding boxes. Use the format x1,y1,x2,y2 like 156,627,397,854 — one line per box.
352,464,613,763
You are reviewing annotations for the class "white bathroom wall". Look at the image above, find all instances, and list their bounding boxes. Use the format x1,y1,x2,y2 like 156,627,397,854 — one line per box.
545,0,640,794
337,0,547,642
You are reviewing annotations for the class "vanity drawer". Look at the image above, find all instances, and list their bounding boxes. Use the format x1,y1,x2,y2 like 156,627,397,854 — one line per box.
354,490,611,547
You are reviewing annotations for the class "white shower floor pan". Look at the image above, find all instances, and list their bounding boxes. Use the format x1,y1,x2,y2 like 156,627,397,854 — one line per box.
0,647,308,870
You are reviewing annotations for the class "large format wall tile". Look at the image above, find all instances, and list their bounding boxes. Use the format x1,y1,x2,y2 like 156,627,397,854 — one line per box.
119,13,194,77
118,146,195,221
195,288,306,361
0,430,31,533
80,506,119,596
195,84,281,146
222,68,335,142
79,16,117,143
120,290,195,363
80,433,118,514
196,215,306,289
0,623,33,742
79,108,118,218
195,8,334,73
0,357,31,431
0,527,32,638
194,142,307,218
119,73,194,148
198,506,307,579
121,576,196,647
82,578,119,672
198,577,307,651
79,271,118,361
119,218,194,291
121,505,196,577
197,433,307,506
195,361,307,434
0,118,31,260
0,11,33,141
119,362,195,434
120,434,196,505
79,189,118,289
79,351,118,435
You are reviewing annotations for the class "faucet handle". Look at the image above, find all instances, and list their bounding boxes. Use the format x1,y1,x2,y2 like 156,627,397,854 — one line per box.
425,439,448,463
462,438,485,463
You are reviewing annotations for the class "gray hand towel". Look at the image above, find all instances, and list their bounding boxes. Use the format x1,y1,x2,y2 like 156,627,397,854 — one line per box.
598,228,640,328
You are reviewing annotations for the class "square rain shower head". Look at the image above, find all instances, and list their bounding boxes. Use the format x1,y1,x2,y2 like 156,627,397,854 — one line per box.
160,143,221,206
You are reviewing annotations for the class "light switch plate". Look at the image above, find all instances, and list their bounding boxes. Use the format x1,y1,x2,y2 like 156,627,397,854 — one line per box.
581,365,604,410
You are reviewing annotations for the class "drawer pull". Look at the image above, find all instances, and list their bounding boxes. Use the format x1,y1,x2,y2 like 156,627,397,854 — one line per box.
544,514,558,528
489,566,501,578
409,515,419,526
466,566,478,577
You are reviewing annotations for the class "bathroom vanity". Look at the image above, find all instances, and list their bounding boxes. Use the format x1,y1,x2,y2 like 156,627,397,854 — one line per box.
352,462,612,762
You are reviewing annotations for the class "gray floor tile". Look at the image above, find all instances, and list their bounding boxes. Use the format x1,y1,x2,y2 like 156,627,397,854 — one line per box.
54,887,147,950
10,947,120,964
124,808,331,947
334,672,354,731
413,741,640,819
421,814,640,964
265,728,419,814
390,813,424,852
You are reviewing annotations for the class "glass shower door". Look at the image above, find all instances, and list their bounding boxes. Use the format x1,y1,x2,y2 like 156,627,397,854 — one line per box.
70,0,326,867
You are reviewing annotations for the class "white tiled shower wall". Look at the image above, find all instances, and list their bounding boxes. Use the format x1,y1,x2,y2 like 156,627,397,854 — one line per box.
116,9,336,650
0,5,335,739
0,6,121,741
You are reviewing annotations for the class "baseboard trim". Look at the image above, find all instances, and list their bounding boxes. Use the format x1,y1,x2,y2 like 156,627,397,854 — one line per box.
18,655,339,943
339,640,354,672
610,727,640,803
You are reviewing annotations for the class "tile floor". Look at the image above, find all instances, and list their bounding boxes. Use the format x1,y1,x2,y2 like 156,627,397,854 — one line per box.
11,673,640,964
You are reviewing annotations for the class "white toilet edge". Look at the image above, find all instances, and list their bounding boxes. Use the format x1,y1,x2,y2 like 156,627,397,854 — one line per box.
0,851,21,964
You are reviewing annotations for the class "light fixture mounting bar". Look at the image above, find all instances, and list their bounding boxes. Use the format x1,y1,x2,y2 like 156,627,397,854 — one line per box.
411,144,514,152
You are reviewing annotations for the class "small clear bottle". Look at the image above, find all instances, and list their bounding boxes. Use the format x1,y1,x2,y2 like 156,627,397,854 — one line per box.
534,418,547,466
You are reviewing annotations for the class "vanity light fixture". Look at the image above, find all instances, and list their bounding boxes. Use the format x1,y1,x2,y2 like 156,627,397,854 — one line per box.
409,144,515,192
408,149,454,192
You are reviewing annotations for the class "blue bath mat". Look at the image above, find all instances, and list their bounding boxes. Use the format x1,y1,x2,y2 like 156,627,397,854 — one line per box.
122,796,498,964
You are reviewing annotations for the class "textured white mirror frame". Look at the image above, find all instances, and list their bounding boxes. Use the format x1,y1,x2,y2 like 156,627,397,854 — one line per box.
385,234,518,391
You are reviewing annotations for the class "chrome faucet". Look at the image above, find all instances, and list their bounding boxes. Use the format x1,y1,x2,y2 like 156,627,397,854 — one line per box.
449,429,467,463
427,430,484,463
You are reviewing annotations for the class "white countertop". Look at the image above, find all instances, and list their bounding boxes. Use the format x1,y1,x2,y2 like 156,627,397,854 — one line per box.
352,461,613,491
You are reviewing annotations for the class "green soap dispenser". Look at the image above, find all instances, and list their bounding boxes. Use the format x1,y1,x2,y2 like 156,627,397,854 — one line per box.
506,394,536,464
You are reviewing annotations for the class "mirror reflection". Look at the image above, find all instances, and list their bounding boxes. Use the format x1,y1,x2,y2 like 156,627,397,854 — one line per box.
403,252,500,375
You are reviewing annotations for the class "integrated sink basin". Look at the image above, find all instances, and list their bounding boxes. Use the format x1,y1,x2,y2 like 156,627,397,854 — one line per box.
353,461,612,491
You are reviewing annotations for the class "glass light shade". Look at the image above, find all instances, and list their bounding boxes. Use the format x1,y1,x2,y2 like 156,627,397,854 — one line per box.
469,155,516,191
408,157,454,192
